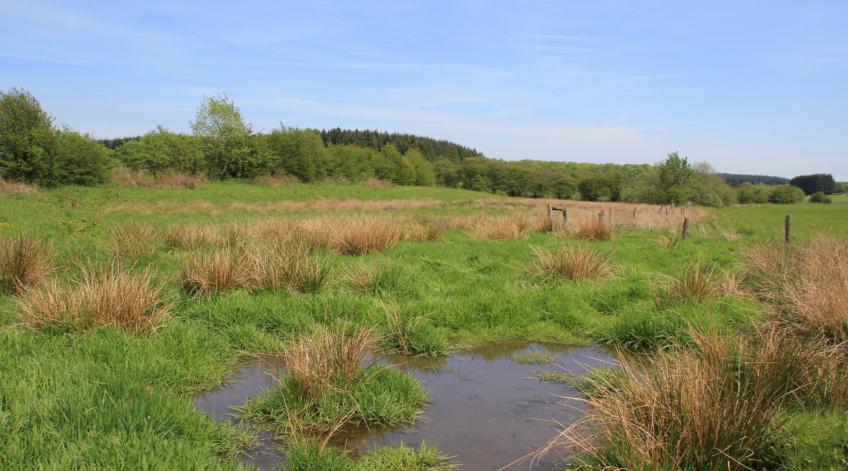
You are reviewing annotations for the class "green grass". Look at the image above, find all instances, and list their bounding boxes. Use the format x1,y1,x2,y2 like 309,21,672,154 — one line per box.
2,181,847,469
513,350,555,364
244,366,428,436
286,441,457,471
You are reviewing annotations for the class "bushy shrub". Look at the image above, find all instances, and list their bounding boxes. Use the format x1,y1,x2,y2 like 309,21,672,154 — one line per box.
809,191,832,204
768,184,806,204
0,88,110,186
113,127,204,176
736,182,770,204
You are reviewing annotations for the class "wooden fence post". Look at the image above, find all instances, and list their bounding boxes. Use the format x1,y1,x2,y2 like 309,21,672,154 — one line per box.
598,210,605,223
608,207,613,226
633,208,637,221
784,214,792,243
682,217,689,240
562,208,568,226
547,204,553,229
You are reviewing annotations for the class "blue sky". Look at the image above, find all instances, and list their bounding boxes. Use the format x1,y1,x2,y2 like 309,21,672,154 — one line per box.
1,1,846,179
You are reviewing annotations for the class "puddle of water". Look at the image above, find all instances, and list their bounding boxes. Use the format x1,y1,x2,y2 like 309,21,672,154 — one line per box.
194,358,287,470
338,342,616,471
194,342,617,471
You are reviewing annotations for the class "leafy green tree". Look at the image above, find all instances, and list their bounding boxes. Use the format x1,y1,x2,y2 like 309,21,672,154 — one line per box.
658,152,694,203
0,88,110,186
265,128,329,182
768,184,805,204
736,183,770,204
789,174,836,195
0,88,60,185
404,149,435,186
53,128,110,185
114,128,205,176
192,95,263,179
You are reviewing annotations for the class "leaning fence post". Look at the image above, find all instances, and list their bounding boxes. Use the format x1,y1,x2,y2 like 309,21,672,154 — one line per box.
784,214,792,243
562,208,568,226
547,204,553,229
682,217,689,240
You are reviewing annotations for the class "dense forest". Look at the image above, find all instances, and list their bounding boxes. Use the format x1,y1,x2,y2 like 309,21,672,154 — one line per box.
1,87,837,206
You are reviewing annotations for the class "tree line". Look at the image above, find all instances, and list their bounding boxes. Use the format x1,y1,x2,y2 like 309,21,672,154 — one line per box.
1,87,838,206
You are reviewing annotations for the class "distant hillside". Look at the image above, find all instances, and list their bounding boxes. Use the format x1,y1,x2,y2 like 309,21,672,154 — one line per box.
718,173,788,186
319,128,482,163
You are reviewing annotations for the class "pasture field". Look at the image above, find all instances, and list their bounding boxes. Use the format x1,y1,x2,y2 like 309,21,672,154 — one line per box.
1,181,846,470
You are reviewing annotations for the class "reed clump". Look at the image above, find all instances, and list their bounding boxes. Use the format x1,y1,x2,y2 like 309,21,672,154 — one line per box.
181,243,330,295
743,238,848,344
0,235,51,294
574,219,613,241
543,327,848,470
19,264,169,333
528,246,615,281
109,223,160,260
284,324,377,399
328,216,402,255
651,260,724,308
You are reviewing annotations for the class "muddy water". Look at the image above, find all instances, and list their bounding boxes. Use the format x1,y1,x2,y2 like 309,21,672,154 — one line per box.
194,343,616,471
193,359,287,469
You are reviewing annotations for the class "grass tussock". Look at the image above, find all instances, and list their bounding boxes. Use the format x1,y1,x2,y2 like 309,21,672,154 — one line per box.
283,324,377,399
544,327,848,470
110,168,205,188
528,246,615,281
470,213,548,240
19,264,169,333
252,174,300,187
574,219,614,241
181,243,329,295
248,242,330,294
382,304,449,358
513,351,555,364
109,223,160,259
328,216,402,255
403,219,445,242
245,324,427,440
651,260,724,308
165,223,244,250
344,261,402,295
743,238,848,343
0,179,42,197
0,235,51,294
181,248,249,295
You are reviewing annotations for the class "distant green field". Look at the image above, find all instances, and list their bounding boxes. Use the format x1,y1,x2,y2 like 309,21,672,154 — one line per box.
1,181,846,470
718,201,848,240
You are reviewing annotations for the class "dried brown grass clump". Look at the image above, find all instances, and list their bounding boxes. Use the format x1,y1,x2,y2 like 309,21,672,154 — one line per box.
248,243,330,294
284,324,376,399
181,243,330,295
574,219,613,241
252,174,301,187
542,328,848,470
181,248,250,295
328,216,402,255
528,246,615,281
470,213,547,240
743,238,848,343
651,260,724,308
109,223,160,260
110,168,205,188
19,265,169,333
0,235,51,294
361,176,393,188
0,179,42,197
403,218,446,242
165,223,243,249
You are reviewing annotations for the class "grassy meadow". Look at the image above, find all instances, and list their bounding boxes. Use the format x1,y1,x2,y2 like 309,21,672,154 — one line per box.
1,180,847,470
